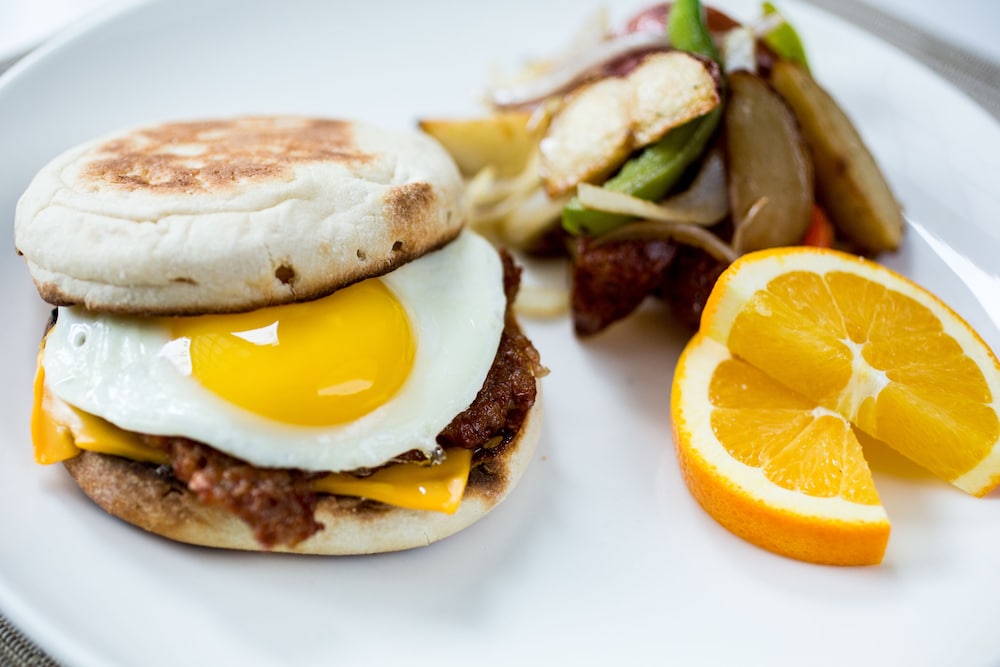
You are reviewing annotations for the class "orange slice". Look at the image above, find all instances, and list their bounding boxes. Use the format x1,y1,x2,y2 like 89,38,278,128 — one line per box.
670,246,1000,565
672,332,890,565
700,246,1000,497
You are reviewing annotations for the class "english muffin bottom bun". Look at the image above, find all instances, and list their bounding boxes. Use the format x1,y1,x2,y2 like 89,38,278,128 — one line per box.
18,116,545,554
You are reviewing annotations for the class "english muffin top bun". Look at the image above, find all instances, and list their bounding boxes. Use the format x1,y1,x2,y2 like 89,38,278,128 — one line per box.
17,116,544,555
15,116,464,315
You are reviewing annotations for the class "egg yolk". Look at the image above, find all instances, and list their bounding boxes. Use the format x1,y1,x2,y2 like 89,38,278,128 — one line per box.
169,280,414,426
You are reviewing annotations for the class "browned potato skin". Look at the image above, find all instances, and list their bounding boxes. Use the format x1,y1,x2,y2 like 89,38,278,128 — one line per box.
769,60,904,253
540,77,635,197
725,70,813,253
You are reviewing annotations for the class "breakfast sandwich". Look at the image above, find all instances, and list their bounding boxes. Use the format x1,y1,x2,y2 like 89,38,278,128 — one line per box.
15,116,545,554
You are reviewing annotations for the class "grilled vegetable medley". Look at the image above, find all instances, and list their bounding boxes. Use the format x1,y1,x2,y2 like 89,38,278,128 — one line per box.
419,0,903,334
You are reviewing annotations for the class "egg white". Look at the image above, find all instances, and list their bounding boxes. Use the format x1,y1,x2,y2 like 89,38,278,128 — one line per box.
41,230,506,472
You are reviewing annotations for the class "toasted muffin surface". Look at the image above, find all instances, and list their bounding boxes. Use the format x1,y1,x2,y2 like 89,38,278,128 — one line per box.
15,116,464,315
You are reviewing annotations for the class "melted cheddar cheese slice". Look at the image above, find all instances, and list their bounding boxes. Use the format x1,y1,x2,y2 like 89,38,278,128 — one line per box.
32,362,471,514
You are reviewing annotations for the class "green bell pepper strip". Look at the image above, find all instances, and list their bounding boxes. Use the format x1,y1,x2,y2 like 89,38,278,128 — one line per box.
561,0,723,237
561,108,721,236
668,0,721,61
761,2,810,71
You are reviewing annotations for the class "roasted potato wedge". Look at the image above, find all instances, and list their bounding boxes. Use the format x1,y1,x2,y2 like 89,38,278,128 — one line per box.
769,60,903,253
541,50,722,197
726,70,813,253
630,51,722,145
419,111,542,178
540,76,634,197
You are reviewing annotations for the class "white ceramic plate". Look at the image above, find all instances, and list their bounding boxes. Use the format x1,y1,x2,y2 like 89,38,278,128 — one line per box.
2,1,999,665
0,0,111,64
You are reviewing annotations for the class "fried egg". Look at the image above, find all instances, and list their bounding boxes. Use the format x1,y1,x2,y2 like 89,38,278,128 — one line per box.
40,231,505,472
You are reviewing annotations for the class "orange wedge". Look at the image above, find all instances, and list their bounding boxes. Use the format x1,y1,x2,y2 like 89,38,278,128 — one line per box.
701,246,1000,496
671,246,1000,565
672,333,890,565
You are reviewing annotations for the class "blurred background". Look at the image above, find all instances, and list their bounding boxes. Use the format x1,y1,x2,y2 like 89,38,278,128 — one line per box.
2,0,997,118
2,0,999,66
